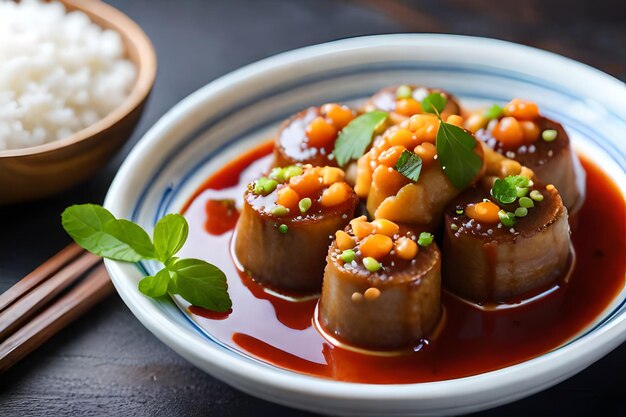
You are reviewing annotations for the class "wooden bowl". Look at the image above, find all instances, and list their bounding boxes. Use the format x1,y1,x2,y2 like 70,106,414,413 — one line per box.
0,0,157,205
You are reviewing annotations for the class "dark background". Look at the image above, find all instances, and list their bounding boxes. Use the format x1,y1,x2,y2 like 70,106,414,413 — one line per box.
1,0,625,415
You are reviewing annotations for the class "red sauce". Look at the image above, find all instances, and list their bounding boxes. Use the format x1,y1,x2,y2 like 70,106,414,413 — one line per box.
179,143,625,384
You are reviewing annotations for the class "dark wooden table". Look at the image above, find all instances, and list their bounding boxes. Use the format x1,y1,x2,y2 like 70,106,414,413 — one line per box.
1,0,624,415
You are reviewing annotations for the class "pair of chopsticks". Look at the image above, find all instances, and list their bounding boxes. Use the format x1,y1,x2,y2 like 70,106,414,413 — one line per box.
0,243,114,373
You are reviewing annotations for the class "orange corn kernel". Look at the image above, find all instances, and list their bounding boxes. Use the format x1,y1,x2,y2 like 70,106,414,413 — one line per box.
351,218,375,240
492,117,524,149
289,170,324,196
306,117,337,148
335,230,356,250
414,142,437,164
408,114,439,143
276,186,300,210
503,98,539,120
465,201,500,223
446,114,464,127
371,219,400,237
395,237,418,260
386,128,415,148
372,165,409,196
465,113,488,132
395,98,422,116
360,234,394,259
520,120,540,143
320,166,345,185
322,103,354,129
321,182,351,207
377,145,406,167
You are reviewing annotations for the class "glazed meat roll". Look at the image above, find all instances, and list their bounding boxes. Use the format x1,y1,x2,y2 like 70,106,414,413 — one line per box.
442,176,571,304
319,217,442,350
363,85,461,125
234,165,358,295
274,103,357,168
466,98,585,213
355,113,485,230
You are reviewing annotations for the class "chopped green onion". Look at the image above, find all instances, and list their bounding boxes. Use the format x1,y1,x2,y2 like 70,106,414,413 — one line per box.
542,129,558,142
516,187,529,198
396,85,413,99
530,190,544,202
253,177,277,195
514,207,528,217
298,197,312,213
270,205,289,217
455,206,464,215
418,232,434,247
283,165,303,181
519,196,534,208
269,167,285,183
363,257,381,272
484,104,503,120
278,224,288,234
340,249,356,263
498,210,516,227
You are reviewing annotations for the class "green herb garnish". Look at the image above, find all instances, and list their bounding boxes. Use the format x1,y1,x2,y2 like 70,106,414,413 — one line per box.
484,104,504,120
435,120,483,189
62,204,231,312
394,150,423,182
333,110,388,167
422,92,447,114
498,210,516,227
491,175,530,205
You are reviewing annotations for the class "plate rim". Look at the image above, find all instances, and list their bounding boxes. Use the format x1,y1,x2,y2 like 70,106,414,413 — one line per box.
103,34,626,409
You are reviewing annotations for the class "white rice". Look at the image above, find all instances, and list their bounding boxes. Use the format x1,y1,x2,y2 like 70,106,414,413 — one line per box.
0,0,136,151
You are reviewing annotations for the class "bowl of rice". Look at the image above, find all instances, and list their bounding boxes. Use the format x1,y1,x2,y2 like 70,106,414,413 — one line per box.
0,0,156,204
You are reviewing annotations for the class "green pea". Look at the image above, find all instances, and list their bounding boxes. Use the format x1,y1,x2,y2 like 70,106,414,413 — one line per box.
278,224,288,234
363,257,381,272
484,104,503,120
270,205,289,217
519,196,534,208
515,187,529,198
340,250,356,263
269,167,285,183
253,177,277,195
298,197,312,213
542,129,558,142
530,190,544,202
396,85,413,99
418,232,434,247
283,165,303,181
514,207,528,217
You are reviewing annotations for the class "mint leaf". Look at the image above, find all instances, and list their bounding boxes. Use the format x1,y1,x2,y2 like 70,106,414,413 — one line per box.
394,150,422,182
491,175,530,205
169,258,231,312
62,204,154,262
422,92,447,114
153,214,189,263
333,110,387,166
138,268,171,297
436,122,483,189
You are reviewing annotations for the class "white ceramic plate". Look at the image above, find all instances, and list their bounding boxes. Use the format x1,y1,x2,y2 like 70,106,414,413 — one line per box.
104,35,626,416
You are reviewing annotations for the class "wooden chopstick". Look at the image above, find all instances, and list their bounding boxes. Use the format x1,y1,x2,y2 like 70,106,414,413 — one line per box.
0,250,101,341
0,263,114,373
0,243,84,313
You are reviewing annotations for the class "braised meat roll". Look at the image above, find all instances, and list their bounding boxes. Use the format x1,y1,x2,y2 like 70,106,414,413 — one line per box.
274,104,357,168
466,98,585,213
319,217,441,350
234,165,358,295
442,177,571,303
